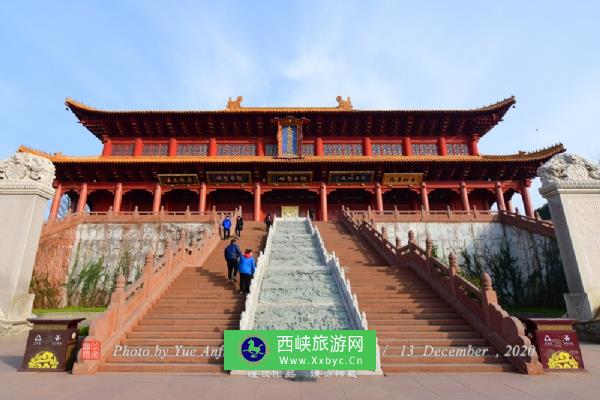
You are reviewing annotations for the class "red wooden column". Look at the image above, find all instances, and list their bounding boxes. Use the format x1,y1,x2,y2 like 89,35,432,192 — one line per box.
199,183,207,212
470,134,480,156
101,136,112,157
208,138,217,156
315,137,324,156
495,182,506,211
256,137,265,156
254,182,261,222
460,181,470,211
403,137,412,156
437,137,447,156
75,183,88,214
320,182,328,221
375,182,383,211
133,138,143,156
113,183,123,213
152,184,162,213
521,179,534,218
363,137,372,156
49,183,63,220
168,138,177,157
420,182,430,212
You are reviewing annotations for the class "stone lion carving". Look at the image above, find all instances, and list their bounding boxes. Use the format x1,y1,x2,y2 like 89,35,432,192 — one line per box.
538,153,600,186
0,152,55,186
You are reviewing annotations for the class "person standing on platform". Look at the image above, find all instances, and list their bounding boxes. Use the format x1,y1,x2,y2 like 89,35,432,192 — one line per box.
224,239,242,283
235,215,244,238
238,248,256,294
222,215,232,240
264,213,273,232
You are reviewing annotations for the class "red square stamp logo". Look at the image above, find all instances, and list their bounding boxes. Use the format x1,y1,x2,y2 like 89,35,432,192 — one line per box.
81,339,101,361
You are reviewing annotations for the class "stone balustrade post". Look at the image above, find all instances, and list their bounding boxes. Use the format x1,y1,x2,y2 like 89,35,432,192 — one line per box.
480,272,498,330
448,253,458,299
111,275,127,330
408,230,416,245
381,226,387,241
393,205,399,219
165,238,174,275
142,252,155,299
367,205,373,221
425,237,433,258
395,237,402,266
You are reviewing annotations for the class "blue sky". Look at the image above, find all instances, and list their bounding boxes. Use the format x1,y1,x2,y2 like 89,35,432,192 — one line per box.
1,1,599,207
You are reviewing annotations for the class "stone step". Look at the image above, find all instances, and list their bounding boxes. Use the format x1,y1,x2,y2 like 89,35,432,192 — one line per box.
99,362,225,373
138,318,238,326
378,338,488,346
377,331,480,340
382,363,514,373
106,355,224,364
127,331,225,340
381,345,499,356
373,324,473,332
143,313,240,320
122,338,224,346
381,355,505,364
132,325,235,332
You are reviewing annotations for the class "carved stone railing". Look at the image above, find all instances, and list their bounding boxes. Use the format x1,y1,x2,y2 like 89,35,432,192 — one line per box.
346,206,555,237
71,221,221,375
239,217,278,330
42,206,241,239
341,206,544,375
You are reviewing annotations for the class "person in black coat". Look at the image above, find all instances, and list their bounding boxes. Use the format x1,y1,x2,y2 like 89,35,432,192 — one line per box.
235,216,244,238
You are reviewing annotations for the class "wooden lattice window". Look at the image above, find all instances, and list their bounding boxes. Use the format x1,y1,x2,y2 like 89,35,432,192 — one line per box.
323,143,363,156
371,143,403,156
176,144,208,156
446,143,469,155
217,144,256,156
302,143,315,156
411,143,439,155
111,143,134,156
142,143,168,156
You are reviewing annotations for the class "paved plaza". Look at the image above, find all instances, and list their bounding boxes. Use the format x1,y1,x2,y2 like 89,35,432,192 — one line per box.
2,334,599,400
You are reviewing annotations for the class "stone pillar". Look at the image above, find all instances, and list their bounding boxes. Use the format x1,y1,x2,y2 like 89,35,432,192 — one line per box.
254,182,261,222
375,182,383,211
320,182,328,221
539,153,600,320
521,179,534,218
199,182,207,212
113,183,123,212
495,182,506,211
75,182,88,214
49,183,63,221
0,152,55,335
152,184,162,213
460,181,470,211
420,182,430,212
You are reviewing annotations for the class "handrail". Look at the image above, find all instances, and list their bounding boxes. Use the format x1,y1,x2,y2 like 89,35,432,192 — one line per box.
340,206,543,375
346,207,554,237
41,206,240,239
72,221,221,375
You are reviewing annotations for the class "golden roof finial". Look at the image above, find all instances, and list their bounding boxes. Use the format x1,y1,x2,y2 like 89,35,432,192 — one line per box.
226,96,243,111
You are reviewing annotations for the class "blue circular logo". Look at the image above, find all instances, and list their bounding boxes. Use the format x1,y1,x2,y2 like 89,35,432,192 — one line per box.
241,336,266,362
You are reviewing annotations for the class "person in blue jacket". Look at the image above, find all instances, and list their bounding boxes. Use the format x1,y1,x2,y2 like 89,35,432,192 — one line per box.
224,239,242,283
237,248,256,295
222,215,232,240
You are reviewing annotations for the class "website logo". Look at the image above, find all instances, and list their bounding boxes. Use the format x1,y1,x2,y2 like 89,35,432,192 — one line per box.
241,337,266,362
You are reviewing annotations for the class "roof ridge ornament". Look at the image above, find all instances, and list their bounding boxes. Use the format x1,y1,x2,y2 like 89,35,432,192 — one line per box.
336,96,353,110
226,96,243,111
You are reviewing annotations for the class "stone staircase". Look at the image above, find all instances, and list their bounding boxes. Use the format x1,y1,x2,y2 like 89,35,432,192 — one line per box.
252,220,354,330
99,222,267,372
315,221,514,373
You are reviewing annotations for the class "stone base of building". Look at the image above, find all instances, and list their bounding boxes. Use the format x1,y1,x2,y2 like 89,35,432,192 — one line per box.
0,293,34,336
564,292,600,321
